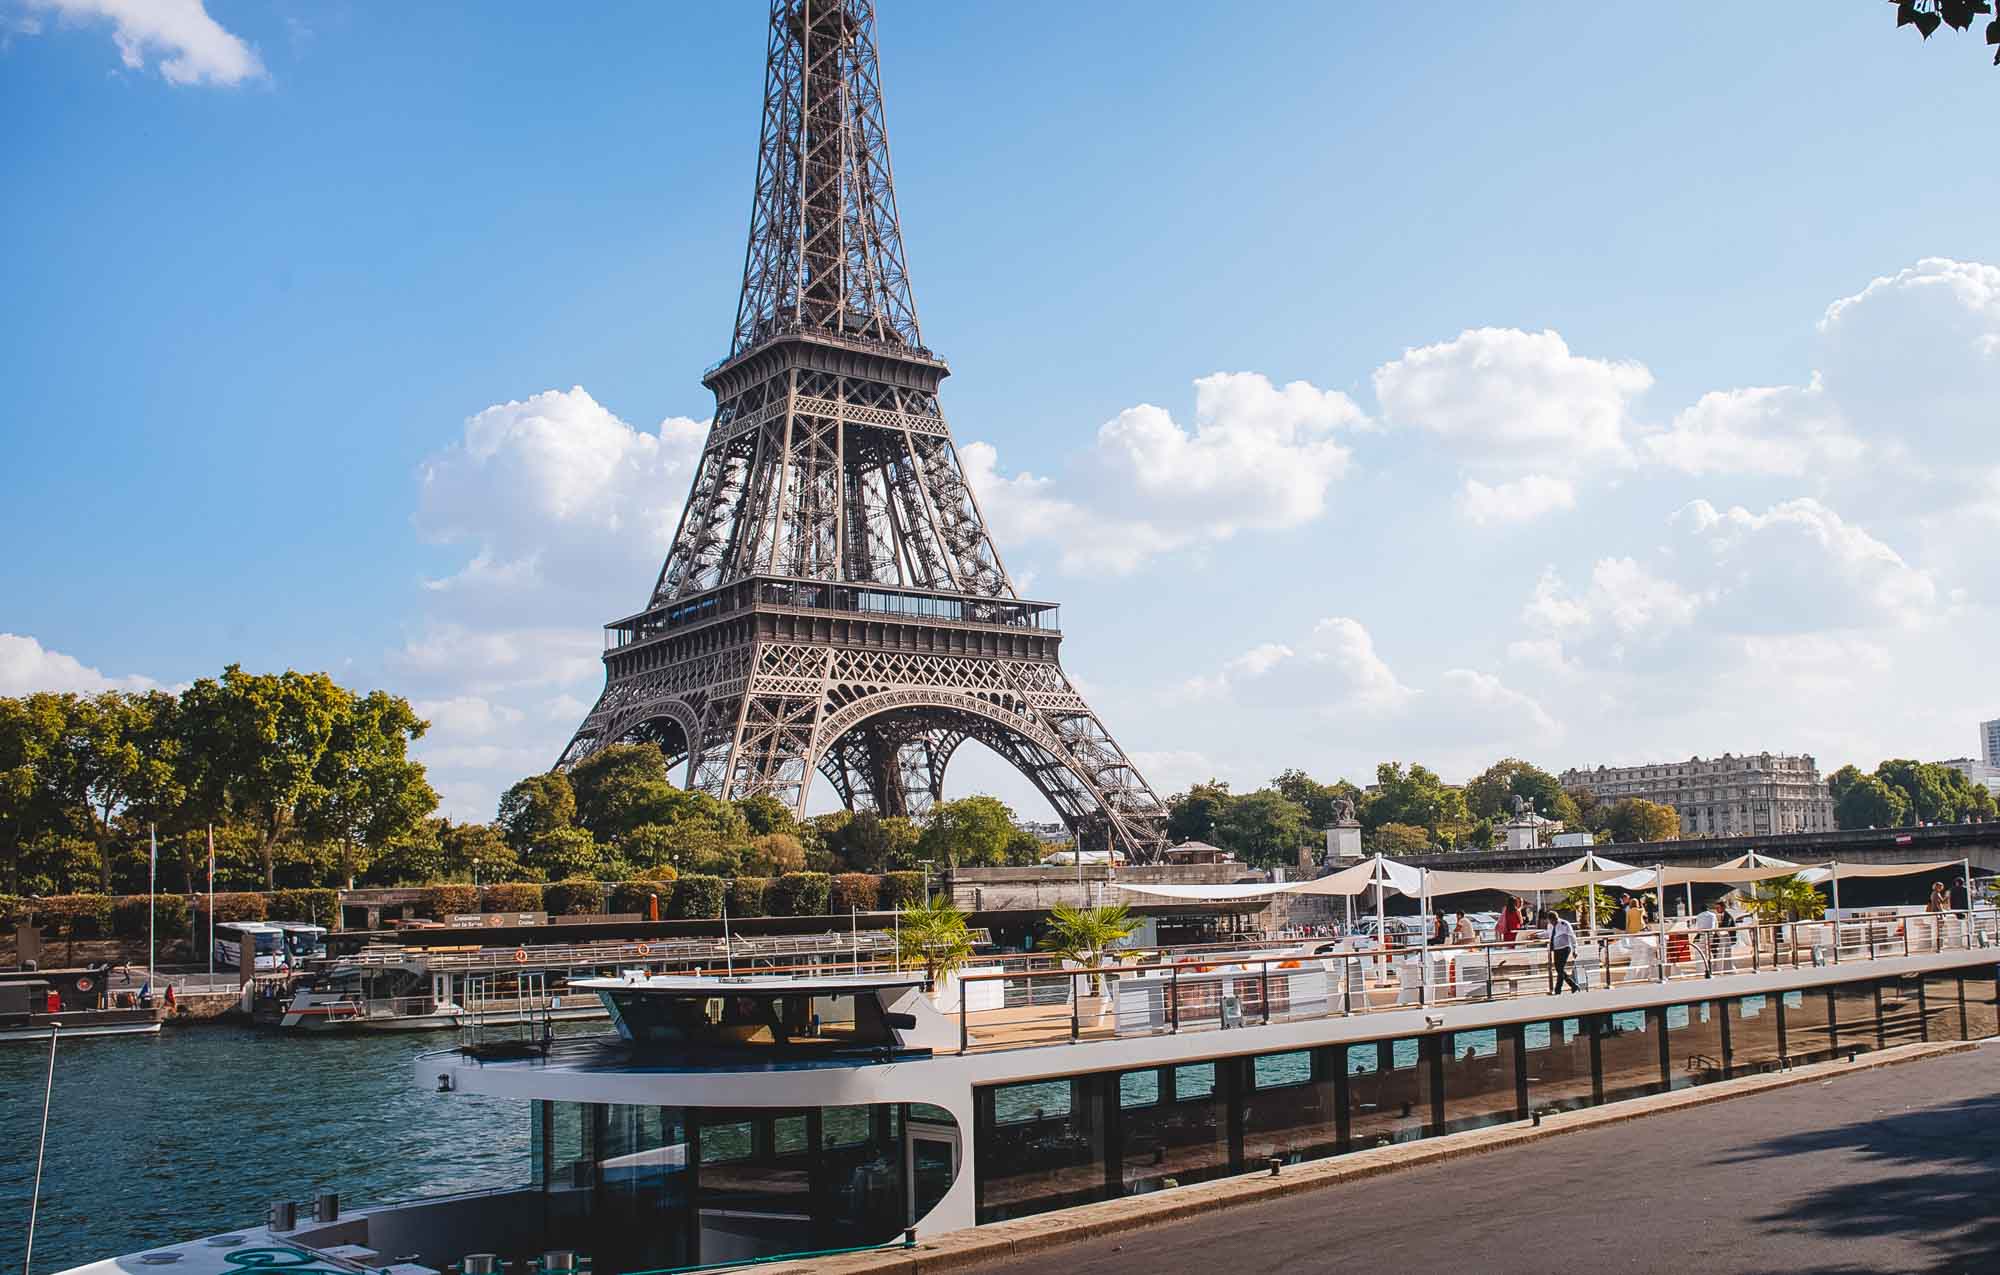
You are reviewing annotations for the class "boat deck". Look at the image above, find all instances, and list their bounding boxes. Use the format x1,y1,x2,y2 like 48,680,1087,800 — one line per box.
946,911,1999,1055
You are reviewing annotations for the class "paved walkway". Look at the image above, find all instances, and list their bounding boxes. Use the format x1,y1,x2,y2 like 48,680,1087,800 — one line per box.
961,1044,2000,1275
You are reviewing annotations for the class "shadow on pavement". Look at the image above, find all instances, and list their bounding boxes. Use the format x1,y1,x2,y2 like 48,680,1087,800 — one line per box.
1720,1089,2000,1275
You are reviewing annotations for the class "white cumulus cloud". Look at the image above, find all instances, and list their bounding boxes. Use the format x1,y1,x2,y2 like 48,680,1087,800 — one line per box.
26,0,264,86
967,371,1365,576
1373,327,1651,472
1456,474,1577,525
0,633,161,695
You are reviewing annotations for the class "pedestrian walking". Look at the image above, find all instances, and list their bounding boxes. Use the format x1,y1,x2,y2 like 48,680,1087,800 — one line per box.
1549,911,1581,994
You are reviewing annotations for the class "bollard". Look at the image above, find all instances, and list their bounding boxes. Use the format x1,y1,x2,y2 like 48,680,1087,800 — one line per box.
314,1192,339,1223
542,1253,578,1275
902,1227,917,1248
463,1257,500,1275
1268,1157,1282,1177
268,1200,297,1233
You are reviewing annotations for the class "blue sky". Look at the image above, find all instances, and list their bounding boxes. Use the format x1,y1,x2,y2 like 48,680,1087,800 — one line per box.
4,1,1998,821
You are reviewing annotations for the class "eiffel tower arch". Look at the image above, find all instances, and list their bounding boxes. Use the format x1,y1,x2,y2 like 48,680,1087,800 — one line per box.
560,0,1168,860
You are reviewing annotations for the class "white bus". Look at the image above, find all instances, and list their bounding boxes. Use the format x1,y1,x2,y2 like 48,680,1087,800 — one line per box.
213,922,326,971
213,921,286,971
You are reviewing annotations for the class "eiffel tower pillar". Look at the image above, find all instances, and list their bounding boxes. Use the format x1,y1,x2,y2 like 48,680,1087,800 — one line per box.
558,0,1169,861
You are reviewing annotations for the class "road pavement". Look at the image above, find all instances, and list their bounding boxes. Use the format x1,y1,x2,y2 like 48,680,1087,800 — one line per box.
962,1043,2000,1275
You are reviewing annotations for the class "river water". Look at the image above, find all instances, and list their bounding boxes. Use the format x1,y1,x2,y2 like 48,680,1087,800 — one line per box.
0,1025,551,1275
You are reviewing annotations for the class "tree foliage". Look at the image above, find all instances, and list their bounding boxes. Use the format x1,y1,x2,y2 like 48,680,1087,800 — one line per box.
1889,1,1999,64
1603,797,1681,843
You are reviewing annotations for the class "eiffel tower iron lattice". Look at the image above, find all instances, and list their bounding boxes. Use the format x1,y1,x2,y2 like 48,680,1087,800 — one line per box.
559,0,1169,860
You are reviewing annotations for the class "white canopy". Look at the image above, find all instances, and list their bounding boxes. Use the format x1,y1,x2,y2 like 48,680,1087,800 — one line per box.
1553,851,1638,874
1114,854,1424,902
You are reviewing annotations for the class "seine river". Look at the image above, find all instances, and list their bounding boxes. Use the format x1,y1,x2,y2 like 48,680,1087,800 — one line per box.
0,1025,549,1275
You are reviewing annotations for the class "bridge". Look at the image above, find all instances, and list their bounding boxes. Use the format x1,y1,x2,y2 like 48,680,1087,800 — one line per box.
1405,822,2000,876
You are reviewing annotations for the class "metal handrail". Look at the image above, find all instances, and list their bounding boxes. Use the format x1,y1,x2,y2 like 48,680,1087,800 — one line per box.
943,908,1996,1054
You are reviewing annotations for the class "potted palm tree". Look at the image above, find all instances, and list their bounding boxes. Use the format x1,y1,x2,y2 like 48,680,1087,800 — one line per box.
896,896,975,1006
1038,902,1139,1023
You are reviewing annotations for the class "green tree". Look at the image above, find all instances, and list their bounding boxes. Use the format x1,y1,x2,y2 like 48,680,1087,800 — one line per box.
567,743,681,842
439,820,519,883
180,666,348,888
1464,759,1567,821
301,690,436,887
735,793,796,837
895,896,975,986
497,771,577,853
1365,763,1469,839
1604,798,1681,843
1270,769,1360,828
743,832,807,876
1827,764,1867,804
524,825,605,881
1037,902,1139,993
1214,788,1309,866
38,691,172,892
827,810,921,872
1742,874,1827,923
1836,774,1910,829
917,795,1018,867
1165,780,1233,844
1565,785,1608,833
0,694,69,893
1367,821,1430,854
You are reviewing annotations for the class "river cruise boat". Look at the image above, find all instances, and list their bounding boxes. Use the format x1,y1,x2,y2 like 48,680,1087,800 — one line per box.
0,967,163,1043
57,906,2000,1275
273,930,903,1033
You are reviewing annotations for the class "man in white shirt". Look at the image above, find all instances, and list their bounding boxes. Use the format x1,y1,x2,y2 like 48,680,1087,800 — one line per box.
1694,899,1718,967
1548,911,1581,994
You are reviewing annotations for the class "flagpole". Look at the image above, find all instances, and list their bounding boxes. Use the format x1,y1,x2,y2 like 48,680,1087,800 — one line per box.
147,824,158,991
207,823,216,979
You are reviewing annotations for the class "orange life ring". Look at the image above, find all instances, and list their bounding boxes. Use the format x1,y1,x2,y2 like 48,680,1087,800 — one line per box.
636,943,651,957
513,948,528,964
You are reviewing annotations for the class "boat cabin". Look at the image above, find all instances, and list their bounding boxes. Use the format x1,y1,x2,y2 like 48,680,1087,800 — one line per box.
578,972,954,1057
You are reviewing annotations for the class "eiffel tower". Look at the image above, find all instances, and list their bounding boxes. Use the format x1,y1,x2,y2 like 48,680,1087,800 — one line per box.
559,0,1169,860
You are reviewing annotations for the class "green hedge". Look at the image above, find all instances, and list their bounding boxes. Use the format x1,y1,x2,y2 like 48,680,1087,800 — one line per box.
766,872,830,917
607,881,672,916
110,895,193,939
482,883,544,913
544,878,606,916
420,884,481,919
829,873,880,913
727,876,770,918
205,892,269,923
669,875,725,920
879,871,926,910
268,888,339,923
33,894,115,937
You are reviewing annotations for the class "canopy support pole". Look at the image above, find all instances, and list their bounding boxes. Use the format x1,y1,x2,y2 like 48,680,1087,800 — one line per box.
1374,860,1386,980
1830,860,1841,965
1418,869,1430,1006
1654,869,1667,983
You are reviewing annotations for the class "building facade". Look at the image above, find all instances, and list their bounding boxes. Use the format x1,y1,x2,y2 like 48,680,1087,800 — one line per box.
1946,758,2000,794
1560,753,1835,838
1982,717,2000,768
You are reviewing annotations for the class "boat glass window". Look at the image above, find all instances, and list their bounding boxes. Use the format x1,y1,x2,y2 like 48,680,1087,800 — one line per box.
991,1080,1070,1125
1118,1069,1160,1108
1251,1051,1312,1089
602,989,894,1049
1173,1063,1216,1099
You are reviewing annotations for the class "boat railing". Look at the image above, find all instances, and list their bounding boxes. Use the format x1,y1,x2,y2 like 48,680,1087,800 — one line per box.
322,932,902,975
946,908,1999,1055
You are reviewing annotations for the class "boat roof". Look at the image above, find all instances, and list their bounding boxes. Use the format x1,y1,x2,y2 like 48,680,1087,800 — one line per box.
573,972,928,995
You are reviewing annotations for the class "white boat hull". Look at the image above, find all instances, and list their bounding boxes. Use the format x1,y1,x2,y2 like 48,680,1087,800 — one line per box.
0,1019,163,1043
